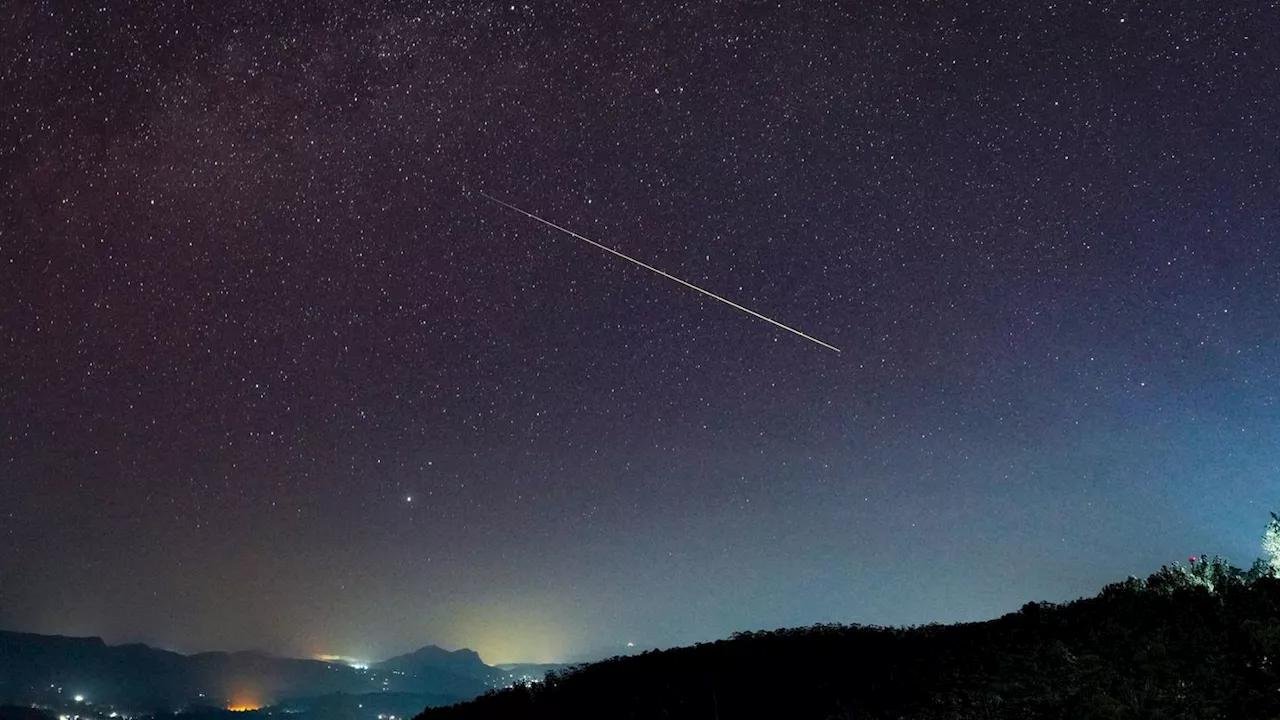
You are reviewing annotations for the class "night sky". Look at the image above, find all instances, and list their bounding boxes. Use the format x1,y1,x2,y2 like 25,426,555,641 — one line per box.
3,1,1278,665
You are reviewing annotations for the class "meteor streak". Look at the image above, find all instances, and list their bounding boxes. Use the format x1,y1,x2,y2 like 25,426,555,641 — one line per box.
478,193,841,353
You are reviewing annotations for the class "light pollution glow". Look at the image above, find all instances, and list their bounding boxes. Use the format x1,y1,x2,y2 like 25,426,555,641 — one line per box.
448,601,577,665
314,653,369,669
227,686,263,712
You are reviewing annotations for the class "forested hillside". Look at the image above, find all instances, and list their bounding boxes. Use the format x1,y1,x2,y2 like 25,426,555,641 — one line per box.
418,558,1280,719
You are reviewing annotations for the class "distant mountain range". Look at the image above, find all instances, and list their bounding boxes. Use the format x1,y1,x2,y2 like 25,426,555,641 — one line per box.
0,631,561,715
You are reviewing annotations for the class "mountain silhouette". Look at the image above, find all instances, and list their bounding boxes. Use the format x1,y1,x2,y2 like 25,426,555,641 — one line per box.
0,631,492,713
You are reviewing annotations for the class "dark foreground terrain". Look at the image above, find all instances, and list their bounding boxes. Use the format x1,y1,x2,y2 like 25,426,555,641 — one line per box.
417,560,1280,719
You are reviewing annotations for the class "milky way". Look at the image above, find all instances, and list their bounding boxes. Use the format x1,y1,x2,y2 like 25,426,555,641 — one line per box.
2,1,1278,664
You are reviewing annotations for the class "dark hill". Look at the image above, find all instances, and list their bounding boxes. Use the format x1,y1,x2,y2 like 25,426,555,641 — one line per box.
378,646,488,677
0,707,56,720
374,646,492,698
416,568,1280,720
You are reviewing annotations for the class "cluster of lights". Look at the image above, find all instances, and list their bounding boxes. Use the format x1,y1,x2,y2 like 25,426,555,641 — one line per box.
495,673,545,690
32,685,131,720
53,708,127,720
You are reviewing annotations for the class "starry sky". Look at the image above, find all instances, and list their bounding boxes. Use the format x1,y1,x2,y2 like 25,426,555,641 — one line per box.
2,0,1278,665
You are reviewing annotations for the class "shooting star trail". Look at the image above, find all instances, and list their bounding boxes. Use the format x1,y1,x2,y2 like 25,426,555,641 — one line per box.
478,192,841,353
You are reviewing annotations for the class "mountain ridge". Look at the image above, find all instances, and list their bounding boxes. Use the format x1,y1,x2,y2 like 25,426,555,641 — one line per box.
0,630,496,713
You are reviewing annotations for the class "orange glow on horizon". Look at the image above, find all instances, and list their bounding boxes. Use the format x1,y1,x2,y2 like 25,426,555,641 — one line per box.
227,691,262,712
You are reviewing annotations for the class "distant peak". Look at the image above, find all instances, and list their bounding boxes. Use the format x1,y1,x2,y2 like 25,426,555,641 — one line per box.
407,644,475,656
377,645,489,674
